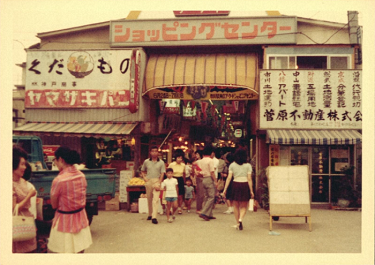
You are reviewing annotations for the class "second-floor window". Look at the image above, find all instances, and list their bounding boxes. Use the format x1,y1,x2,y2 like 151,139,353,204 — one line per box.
268,55,350,70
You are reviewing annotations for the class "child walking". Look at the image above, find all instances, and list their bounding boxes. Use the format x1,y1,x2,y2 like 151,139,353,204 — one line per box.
184,179,195,213
161,168,178,223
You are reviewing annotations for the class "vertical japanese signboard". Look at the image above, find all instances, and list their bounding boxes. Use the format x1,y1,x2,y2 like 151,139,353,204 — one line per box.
260,70,362,129
269,145,280,166
110,17,297,47
25,49,145,112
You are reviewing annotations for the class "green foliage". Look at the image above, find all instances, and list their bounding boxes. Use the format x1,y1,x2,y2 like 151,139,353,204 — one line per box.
338,166,361,206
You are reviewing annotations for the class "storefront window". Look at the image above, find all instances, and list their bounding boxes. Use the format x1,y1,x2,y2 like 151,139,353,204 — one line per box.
330,146,349,174
312,175,329,202
279,146,289,166
312,147,329,174
290,147,308,165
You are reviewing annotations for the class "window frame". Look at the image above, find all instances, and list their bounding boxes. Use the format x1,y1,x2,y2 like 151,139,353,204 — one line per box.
267,54,352,70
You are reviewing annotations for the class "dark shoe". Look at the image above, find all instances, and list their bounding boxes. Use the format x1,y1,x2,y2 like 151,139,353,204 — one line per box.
152,218,158,224
199,214,210,221
208,216,216,219
239,221,243,230
147,216,152,220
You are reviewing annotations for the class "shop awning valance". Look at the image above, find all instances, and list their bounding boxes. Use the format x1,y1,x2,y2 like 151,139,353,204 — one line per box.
13,122,139,139
266,130,362,145
143,53,258,100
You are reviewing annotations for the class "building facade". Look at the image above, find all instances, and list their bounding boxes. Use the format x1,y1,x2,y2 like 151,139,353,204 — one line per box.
13,11,362,206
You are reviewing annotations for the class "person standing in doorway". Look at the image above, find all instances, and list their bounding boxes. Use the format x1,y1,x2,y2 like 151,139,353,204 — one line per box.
223,149,254,230
196,146,218,221
141,146,166,224
192,150,204,214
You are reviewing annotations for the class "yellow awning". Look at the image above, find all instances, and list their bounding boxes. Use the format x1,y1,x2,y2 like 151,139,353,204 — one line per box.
143,53,258,100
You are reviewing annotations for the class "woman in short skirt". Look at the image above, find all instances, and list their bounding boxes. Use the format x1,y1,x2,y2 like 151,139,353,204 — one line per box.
223,149,254,231
47,147,92,253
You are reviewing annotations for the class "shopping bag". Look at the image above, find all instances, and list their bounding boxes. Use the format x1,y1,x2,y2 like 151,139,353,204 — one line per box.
248,199,254,212
13,204,37,242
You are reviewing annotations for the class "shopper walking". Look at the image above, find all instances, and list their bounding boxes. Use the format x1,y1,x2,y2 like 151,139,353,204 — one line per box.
160,168,178,223
168,151,186,214
141,146,166,224
223,149,254,230
196,146,218,221
192,150,204,214
47,146,92,253
222,152,234,214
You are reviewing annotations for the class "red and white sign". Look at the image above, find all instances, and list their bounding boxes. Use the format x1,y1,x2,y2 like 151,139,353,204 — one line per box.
25,49,144,109
42,145,60,156
111,17,297,47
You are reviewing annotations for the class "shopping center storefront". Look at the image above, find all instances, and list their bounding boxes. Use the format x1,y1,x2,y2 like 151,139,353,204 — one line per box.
13,11,362,205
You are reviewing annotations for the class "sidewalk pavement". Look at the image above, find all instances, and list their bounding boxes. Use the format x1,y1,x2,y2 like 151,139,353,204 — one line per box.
86,202,362,254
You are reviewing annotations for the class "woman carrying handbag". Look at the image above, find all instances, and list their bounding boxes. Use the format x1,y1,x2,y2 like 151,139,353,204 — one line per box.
47,147,92,253
12,146,37,253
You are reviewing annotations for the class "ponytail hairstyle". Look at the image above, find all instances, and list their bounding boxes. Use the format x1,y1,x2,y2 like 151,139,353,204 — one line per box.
55,146,81,165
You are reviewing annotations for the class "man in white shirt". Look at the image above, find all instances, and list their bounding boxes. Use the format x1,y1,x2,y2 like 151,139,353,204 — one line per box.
196,146,218,221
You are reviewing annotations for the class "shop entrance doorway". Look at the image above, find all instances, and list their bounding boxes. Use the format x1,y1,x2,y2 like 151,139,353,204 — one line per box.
278,145,353,204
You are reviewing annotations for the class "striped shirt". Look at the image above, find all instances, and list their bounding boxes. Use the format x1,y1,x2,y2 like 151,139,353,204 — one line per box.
50,165,88,233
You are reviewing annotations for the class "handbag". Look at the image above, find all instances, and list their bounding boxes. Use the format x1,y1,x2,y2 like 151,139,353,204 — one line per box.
248,199,254,212
217,177,225,192
13,204,37,242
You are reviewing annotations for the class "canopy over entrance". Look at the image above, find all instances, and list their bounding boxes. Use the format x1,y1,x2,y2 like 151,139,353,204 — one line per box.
266,129,362,145
13,122,139,139
143,53,258,100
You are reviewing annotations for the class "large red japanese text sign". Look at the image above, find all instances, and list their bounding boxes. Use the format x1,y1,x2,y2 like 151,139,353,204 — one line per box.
110,16,296,47
260,70,362,129
25,50,137,109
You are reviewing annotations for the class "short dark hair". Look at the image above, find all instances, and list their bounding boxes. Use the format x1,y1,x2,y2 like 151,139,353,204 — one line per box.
234,149,247,165
13,146,28,171
55,146,81,165
166,168,173,173
202,146,213,156
150,145,159,151
195,150,203,158
23,162,32,181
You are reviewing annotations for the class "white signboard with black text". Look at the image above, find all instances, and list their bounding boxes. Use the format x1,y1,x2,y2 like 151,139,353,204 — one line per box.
260,70,362,129
25,50,135,109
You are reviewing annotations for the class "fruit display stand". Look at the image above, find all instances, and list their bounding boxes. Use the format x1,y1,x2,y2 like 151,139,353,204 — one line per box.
126,185,146,212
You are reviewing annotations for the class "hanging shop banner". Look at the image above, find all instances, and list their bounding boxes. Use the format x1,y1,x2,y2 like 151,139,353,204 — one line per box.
260,70,362,129
110,16,297,47
25,49,145,110
147,86,258,100
160,99,180,114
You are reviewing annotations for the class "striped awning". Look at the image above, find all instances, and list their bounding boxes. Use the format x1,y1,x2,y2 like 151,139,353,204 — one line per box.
13,122,139,138
266,130,362,145
143,53,258,100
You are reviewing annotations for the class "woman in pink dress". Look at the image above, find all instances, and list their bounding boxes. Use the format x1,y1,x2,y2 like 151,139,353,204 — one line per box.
12,146,37,253
47,146,92,253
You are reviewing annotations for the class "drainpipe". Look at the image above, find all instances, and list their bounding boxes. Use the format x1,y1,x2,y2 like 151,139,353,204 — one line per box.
347,11,359,44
